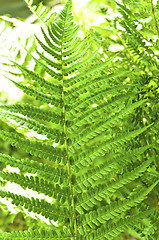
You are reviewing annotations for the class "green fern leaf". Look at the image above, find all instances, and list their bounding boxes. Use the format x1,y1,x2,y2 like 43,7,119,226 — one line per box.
24,0,57,26
0,0,158,239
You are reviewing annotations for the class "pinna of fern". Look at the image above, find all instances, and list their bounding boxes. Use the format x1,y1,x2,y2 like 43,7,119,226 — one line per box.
0,0,159,239
114,0,159,67
24,0,57,26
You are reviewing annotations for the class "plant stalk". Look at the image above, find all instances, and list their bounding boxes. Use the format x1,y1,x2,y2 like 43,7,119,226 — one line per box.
150,0,159,38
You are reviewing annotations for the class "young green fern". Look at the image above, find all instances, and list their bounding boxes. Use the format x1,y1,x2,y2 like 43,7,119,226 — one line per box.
24,0,57,25
115,0,158,67
0,0,158,239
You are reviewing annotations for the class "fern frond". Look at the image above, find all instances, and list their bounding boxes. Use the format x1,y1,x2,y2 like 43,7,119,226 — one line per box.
0,190,70,222
0,171,69,200
0,103,63,123
114,1,157,66
69,99,146,144
4,77,62,106
0,126,66,164
74,145,152,193
0,228,73,240
8,60,62,93
35,49,62,71
81,208,155,240
35,35,61,60
0,0,158,239
0,153,67,183
71,125,152,171
76,158,153,214
24,0,57,26
66,70,131,97
64,56,118,88
78,181,159,234
66,84,130,112
0,111,64,142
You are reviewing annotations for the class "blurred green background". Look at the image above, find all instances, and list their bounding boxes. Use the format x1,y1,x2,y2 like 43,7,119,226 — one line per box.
0,0,30,18
0,0,63,18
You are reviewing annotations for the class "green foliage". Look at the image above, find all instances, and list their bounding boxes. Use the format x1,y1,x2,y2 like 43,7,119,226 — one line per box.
0,0,159,239
24,0,57,25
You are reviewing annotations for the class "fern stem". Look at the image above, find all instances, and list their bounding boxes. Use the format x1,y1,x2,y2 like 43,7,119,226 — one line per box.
61,60,78,240
60,6,78,239
150,0,159,38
